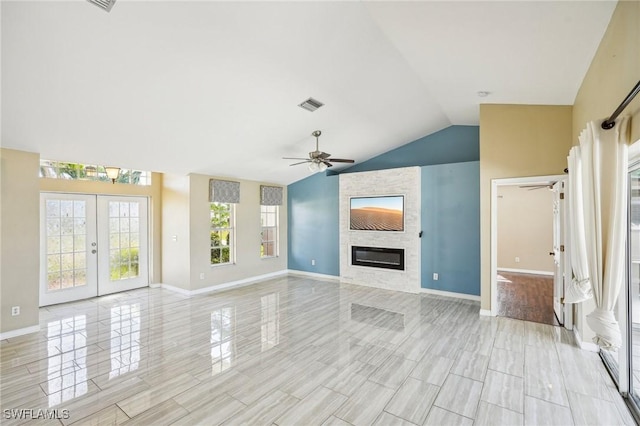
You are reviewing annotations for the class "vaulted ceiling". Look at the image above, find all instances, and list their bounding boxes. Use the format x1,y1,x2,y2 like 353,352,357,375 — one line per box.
1,1,616,184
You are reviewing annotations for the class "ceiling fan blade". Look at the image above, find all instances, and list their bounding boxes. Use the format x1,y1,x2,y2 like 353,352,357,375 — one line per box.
318,152,331,159
321,160,333,168
289,160,311,166
327,158,355,163
283,157,310,160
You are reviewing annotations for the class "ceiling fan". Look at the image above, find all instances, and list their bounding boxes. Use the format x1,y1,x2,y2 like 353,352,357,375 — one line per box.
283,130,355,172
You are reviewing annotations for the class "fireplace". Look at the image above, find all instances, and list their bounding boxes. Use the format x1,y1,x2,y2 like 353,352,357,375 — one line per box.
351,246,405,271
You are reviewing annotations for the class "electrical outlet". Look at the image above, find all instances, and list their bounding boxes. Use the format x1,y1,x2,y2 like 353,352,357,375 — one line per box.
311,259,316,266
199,272,205,280
11,306,20,316
515,257,520,263
433,273,439,281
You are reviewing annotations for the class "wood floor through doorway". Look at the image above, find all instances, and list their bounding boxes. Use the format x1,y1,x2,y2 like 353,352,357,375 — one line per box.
497,271,559,326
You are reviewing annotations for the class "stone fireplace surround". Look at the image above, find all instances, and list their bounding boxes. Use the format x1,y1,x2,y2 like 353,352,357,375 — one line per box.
339,167,421,293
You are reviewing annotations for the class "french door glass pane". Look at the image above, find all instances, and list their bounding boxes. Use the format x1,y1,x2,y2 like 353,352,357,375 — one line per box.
108,201,141,281
44,199,88,291
630,169,640,399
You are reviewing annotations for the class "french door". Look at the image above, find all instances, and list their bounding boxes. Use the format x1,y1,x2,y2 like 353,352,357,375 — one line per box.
40,193,149,306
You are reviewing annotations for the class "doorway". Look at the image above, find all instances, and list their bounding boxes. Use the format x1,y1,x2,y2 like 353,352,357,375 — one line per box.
40,193,149,306
490,175,572,328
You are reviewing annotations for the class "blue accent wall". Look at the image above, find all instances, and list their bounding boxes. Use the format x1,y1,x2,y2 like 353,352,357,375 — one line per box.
287,172,340,276
421,161,480,295
338,125,479,174
287,125,480,289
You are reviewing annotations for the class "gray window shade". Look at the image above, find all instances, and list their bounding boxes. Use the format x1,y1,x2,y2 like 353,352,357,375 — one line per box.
210,179,240,203
260,185,283,206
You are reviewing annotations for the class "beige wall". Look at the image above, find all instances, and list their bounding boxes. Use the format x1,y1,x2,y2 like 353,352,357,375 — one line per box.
161,174,191,290
162,173,288,292
497,185,554,273
1,148,40,334
573,0,640,145
479,104,573,309
40,172,163,284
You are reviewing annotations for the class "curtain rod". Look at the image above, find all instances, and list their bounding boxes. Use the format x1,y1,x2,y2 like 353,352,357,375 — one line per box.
601,80,640,130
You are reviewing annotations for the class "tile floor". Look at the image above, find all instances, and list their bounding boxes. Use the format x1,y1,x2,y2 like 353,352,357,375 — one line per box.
0,275,636,425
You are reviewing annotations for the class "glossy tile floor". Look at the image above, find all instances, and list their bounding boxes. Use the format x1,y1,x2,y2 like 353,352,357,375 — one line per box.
0,275,636,425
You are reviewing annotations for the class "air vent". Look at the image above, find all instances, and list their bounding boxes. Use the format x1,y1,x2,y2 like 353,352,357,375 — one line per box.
298,97,324,112
87,0,116,12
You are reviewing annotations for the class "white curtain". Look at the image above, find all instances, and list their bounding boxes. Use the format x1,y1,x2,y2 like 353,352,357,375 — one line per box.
564,146,593,304
581,117,629,349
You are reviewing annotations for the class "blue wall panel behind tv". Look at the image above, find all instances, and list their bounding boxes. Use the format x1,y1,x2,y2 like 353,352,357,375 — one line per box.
287,172,340,276
421,161,480,295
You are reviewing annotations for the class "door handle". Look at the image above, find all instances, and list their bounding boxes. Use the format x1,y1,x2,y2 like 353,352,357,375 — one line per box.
549,252,554,256
91,249,97,254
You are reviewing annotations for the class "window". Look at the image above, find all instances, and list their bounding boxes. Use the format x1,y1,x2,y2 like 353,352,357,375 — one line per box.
210,202,234,265
39,160,151,186
260,205,278,258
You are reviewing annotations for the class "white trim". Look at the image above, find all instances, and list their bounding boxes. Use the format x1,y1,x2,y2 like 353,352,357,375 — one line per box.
286,269,341,282
157,270,289,296
479,309,494,316
573,326,600,352
490,175,567,317
497,268,554,276
420,288,480,301
191,270,288,295
148,283,162,289
0,325,40,340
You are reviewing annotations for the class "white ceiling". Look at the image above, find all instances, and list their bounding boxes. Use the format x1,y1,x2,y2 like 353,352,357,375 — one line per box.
1,1,616,185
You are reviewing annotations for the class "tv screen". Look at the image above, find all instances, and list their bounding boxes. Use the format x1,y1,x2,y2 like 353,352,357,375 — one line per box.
350,195,404,231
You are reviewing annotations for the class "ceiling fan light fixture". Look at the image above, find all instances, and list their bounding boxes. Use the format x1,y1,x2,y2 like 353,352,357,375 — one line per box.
318,162,328,172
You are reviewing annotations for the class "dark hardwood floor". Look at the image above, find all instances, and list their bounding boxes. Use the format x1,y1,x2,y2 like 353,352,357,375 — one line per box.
497,271,559,326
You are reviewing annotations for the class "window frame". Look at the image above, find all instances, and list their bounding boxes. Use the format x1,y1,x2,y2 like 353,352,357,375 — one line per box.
260,205,279,258
210,202,235,266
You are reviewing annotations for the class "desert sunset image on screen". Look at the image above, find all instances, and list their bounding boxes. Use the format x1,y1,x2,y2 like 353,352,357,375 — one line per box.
350,196,404,231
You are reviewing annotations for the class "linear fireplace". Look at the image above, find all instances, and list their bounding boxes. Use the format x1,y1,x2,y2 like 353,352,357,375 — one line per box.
351,246,405,271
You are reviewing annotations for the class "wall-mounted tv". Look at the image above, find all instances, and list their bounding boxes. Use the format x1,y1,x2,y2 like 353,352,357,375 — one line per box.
350,195,404,231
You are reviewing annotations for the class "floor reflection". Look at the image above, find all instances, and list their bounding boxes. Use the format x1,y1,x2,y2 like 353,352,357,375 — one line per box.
261,293,280,351
109,304,141,379
211,306,235,375
350,303,405,331
46,315,88,407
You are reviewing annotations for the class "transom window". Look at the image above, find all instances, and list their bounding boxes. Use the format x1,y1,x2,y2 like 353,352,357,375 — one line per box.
210,202,234,265
260,205,278,258
40,160,151,186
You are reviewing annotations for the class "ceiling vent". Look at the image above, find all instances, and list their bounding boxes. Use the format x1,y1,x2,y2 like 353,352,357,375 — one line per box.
298,98,324,112
87,0,116,12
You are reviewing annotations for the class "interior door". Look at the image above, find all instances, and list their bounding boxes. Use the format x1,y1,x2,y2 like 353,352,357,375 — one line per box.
97,196,149,295
552,181,565,325
40,193,98,306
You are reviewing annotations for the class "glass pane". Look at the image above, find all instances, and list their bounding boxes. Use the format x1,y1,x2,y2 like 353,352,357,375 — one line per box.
73,201,85,218
60,201,73,218
120,233,130,248
109,202,119,217
48,273,61,291
47,219,61,236
110,250,121,280
74,269,87,287
74,253,86,270
221,247,230,263
61,253,74,271
630,169,640,398
74,235,86,251
110,233,120,249
47,237,61,254
61,271,74,289
109,218,119,233
130,233,140,248
61,236,74,253
130,218,139,233
120,218,130,233
48,255,61,273
61,218,74,235
120,202,129,217
211,248,221,264
130,203,139,218
46,200,60,217
74,218,86,235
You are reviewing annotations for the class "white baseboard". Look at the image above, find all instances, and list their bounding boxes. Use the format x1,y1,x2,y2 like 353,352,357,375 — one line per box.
0,325,40,340
158,270,289,296
286,269,341,282
479,309,494,317
148,283,162,289
498,268,554,276
420,288,481,301
573,326,600,352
